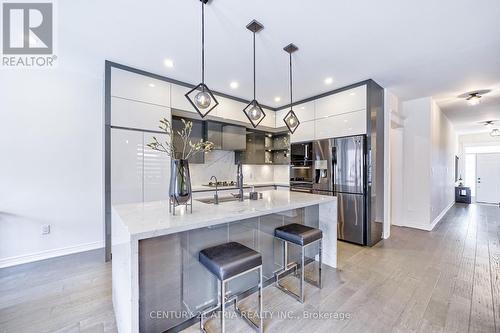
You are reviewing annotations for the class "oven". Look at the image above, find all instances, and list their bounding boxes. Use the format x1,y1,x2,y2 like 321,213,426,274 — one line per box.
290,181,313,193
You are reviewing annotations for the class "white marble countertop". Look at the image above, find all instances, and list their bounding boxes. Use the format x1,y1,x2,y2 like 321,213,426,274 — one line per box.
112,190,336,241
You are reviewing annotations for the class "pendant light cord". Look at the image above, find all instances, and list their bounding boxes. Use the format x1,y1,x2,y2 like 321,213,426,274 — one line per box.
289,52,293,108
201,2,205,85
253,32,256,101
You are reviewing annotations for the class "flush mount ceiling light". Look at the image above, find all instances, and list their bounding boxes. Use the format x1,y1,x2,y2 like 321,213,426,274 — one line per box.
230,81,239,89
185,0,218,118
484,120,495,129
491,129,500,137
242,20,266,128
458,89,491,106
283,43,300,134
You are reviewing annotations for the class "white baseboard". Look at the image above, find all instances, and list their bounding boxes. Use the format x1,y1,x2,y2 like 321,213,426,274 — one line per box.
430,201,454,230
0,241,104,269
398,202,455,232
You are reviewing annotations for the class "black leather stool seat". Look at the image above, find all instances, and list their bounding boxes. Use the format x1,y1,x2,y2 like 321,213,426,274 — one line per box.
275,223,322,246
199,242,262,281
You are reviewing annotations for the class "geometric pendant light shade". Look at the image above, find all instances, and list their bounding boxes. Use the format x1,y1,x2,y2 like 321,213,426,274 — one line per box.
283,43,300,133
243,20,266,128
185,0,218,118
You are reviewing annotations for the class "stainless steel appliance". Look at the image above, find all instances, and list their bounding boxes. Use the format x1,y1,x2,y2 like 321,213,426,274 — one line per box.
312,140,333,194
290,142,313,193
333,135,366,245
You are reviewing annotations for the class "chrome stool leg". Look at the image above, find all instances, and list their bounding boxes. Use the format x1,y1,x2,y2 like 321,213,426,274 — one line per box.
259,266,263,333
275,238,323,303
300,245,304,303
220,280,225,333
203,266,264,333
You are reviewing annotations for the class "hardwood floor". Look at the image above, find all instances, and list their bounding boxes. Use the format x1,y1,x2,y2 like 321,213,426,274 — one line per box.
1,203,498,333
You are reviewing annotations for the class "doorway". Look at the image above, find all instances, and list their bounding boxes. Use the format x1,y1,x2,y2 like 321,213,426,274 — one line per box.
476,153,500,204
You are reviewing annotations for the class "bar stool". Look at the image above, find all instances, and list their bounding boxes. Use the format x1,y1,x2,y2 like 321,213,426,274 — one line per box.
274,223,322,303
199,242,263,333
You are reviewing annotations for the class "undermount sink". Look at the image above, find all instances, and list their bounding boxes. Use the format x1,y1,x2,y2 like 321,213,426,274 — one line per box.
196,194,249,204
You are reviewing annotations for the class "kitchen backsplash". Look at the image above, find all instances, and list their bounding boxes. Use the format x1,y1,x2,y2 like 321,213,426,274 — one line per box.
189,150,289,186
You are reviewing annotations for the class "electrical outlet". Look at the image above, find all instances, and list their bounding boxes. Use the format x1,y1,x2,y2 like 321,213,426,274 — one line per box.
41,224,50,235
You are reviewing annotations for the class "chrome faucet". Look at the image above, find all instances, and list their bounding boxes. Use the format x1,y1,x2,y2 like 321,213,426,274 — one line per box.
236,162,244,201
210,175,219,205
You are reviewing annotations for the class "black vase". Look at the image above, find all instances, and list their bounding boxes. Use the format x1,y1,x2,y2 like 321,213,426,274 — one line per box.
169,159,192,205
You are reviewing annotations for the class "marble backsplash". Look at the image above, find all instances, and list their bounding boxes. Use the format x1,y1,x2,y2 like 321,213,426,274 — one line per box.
189,150,289,186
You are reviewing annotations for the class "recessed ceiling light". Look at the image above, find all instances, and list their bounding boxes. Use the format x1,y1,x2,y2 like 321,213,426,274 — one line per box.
274,96,281,102
324,77,333,85
148,83,156,88
163,58,174,68
230,81,239,89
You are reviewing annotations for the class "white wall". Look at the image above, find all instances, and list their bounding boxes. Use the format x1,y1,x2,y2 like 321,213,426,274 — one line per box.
0,67,104,267
383,89,399,238
396,97,457,231
430,101,457,224
401,97,432,228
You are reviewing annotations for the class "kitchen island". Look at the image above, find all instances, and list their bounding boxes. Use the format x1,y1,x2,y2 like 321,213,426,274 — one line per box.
112,190,337,333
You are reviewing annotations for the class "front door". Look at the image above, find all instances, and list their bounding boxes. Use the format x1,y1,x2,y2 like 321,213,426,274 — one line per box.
476,153,500,204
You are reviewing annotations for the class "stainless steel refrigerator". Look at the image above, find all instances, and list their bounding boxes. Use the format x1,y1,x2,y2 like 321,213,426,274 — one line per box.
333,135,366,245
312,140,333,194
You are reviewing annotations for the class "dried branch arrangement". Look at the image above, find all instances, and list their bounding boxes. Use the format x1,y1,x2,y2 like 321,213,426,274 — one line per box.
147,118,214,159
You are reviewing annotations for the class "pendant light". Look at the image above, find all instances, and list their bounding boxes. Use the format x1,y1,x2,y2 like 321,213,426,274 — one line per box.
185,0,218,118
283,43,300,133
243,20,266,128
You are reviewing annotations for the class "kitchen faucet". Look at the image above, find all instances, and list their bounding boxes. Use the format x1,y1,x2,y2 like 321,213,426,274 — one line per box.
236,162,244,201
210,175,219,205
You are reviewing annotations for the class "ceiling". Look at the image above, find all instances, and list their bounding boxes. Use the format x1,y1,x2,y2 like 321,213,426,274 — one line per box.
437,86,500,134
66,0,500,132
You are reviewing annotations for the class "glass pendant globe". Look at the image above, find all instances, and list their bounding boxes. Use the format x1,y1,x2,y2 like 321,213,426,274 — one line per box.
248,105,262,120
287,117,296,126
194,91,211,109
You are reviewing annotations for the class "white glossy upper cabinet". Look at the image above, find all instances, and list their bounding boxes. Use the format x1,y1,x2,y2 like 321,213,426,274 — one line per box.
275,109,287,128
111,68,170,107
111,97,171,131
314,109,366,140
290,120,315,143
293,101,315,122
217,96,247,122
259,108,276,128
170,84,198,114
111,129,143,205
143,133,170,202
315,85,366,119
